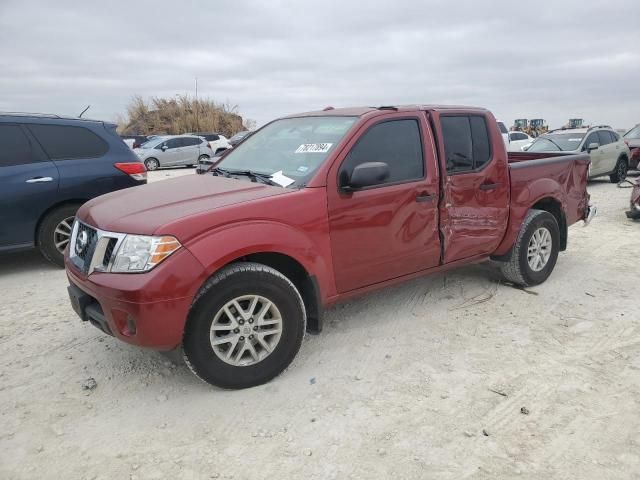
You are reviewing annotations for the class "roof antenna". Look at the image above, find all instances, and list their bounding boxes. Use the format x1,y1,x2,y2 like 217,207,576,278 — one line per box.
79,105,91,118
323,106,335,111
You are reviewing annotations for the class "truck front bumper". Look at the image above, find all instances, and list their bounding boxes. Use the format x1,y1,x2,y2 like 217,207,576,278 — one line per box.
65,248,207,350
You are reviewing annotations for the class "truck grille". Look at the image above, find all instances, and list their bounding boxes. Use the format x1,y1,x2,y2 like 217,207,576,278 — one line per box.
70,221,125,274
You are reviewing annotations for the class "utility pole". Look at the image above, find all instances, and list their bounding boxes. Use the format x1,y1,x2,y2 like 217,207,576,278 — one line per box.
195,77,199,132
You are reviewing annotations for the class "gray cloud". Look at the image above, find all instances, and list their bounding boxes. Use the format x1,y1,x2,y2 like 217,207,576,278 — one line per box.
1,0,639,129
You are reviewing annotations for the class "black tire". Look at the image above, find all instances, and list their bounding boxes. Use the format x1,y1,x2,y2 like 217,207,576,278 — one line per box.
37,204,80,267
499,209,560,287
183,262,306,389
144,158,160,171
610,157,628,183
198,154,209,162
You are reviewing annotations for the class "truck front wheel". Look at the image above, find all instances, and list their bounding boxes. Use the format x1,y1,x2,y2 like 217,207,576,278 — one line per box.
499,209,560,287
183,262,306,389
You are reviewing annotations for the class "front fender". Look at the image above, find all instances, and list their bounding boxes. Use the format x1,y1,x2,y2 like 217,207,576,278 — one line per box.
184,219,335,300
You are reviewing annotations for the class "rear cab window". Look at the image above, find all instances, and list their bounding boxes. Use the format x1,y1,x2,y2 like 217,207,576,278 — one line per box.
28,124,108,160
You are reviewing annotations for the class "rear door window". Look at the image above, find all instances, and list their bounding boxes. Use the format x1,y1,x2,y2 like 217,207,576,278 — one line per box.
441,115,492,173
0,124,34,167
470,117,491,169
182,137,201,147
28,124,108,160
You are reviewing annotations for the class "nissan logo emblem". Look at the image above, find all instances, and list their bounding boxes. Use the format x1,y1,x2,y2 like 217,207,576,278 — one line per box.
76,230,89,254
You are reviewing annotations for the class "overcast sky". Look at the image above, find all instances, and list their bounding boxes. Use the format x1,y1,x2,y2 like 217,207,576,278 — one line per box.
1,0,639,130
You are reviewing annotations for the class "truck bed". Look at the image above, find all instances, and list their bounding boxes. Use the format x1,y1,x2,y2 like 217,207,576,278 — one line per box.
492,150,591,257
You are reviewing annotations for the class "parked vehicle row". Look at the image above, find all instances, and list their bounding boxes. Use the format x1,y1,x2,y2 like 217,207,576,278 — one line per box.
0,113,146,266
526,125,630,182
134,135,215,170
65,104,594,389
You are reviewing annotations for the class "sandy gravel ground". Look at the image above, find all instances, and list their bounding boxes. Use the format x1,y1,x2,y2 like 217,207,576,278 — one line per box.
1,168,639,480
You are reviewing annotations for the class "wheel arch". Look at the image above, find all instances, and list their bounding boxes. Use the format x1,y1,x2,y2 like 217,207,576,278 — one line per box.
193,250,324,333
530,197,567,251
34,199,86,246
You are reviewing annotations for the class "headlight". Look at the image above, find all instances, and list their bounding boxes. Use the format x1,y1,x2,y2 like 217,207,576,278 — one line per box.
111,235,181,273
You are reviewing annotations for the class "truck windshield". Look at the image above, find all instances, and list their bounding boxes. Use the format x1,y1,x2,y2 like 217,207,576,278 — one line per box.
528,133,585,152
216,116,357,186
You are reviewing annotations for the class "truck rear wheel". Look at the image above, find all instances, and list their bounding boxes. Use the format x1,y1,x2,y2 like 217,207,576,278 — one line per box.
183,262,306,389
499,209,560,287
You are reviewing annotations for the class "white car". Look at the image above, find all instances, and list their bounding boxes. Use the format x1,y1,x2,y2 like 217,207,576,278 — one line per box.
507,131,535,152
193,132,231,154
135,135,215,170
527,126,631,182
497,121,509,147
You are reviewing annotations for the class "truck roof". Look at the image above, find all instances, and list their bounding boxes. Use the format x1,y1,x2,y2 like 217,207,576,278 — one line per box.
284,105,489,119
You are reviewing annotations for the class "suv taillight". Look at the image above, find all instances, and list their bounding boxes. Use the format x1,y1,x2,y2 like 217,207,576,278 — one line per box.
114,162,147,181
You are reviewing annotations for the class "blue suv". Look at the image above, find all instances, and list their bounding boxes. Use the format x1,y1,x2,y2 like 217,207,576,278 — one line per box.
0,113,147,266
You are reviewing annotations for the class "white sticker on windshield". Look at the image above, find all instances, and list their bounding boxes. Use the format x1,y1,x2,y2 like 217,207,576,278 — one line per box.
568,138,582,141
295,143,333,153
270,170,295,188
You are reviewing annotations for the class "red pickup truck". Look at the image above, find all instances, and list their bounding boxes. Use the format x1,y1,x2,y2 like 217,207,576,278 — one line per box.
65,105,595,389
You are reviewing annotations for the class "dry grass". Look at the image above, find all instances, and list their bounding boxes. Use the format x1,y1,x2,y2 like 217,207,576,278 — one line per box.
119,94,247,137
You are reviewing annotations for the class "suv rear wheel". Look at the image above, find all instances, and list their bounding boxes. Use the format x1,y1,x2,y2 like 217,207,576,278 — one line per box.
610,157,628,183
37,204,79,267
183,262,306,389
500,209,560,287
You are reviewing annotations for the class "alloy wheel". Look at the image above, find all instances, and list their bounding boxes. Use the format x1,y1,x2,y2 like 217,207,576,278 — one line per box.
527,227,552,272
209,295,283,367
54,216,75,253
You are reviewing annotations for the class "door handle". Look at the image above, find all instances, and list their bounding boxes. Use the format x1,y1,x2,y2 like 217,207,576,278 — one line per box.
416,192,433,203
479,182,501,191
26,176,53,183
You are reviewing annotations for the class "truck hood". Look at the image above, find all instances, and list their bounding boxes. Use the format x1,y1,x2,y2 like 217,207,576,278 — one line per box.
79,174,291,235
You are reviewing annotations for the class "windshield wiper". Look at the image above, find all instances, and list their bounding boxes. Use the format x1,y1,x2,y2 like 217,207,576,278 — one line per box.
212,167,280,187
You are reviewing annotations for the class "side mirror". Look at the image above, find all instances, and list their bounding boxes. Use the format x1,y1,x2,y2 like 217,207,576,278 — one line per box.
587,142,599,152
522,144,531,151
160,144,168,151
341,162,390,191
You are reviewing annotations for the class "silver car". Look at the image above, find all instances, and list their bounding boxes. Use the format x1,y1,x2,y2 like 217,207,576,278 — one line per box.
135,135,214,170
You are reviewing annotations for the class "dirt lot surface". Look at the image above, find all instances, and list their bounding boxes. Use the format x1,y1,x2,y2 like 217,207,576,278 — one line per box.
1,169,639,480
